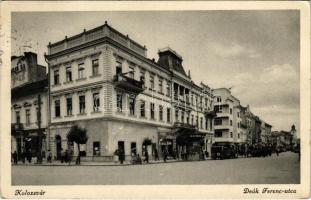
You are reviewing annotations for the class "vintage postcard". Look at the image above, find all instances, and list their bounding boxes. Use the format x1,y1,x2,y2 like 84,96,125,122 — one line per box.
0,1,310,199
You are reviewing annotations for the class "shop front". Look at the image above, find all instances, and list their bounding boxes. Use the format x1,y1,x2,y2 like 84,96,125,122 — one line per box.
174,122,205,161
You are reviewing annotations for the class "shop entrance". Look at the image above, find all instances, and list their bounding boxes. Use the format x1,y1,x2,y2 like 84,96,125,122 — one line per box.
55,135,62,160
176,134,205,161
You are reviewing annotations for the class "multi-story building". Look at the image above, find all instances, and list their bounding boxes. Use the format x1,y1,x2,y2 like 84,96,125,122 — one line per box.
45,22,215,161
260,120,272,144
11,52,48,158
271,130,293,150
213,88,245,145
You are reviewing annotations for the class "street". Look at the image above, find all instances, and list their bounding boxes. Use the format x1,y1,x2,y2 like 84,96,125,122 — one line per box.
12,152,300,185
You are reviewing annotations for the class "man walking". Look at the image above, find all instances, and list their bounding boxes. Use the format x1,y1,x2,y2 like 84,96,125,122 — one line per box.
12,151,18,164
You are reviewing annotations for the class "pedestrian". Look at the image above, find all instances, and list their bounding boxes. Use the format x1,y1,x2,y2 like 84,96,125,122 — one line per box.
76,151,81,165
136,154,142,164
27,151,32,163
61,148,66,163
163,149,168,163
154,148,159,161
21,151,25,164
276,147,279,157
13,151,18,164
47,150,52,163
119,149,124,164
67,148,72,165
144,149,149,163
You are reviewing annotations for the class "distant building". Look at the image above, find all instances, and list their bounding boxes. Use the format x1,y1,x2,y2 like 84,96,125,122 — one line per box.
11,52,48,158
45,22,215,161
271,130,293,150
213,88,246,144
260,120,272,144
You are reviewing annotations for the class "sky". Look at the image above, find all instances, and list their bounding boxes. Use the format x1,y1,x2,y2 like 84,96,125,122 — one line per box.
11,11,300,133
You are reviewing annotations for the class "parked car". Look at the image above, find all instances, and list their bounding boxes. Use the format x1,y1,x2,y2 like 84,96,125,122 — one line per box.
211,142,237,160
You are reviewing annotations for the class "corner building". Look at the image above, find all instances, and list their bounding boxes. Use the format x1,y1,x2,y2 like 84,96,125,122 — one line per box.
46,22,214,161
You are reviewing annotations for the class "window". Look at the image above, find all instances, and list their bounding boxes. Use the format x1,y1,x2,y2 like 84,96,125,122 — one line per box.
92,59,99,76
140,70,145,86
93,141,100,156
210,119,213,130
214,105,221,113
116,94,122,112
215,130,222,137
196,116,199,126
116,61,122,75
26,109,30,124
238,122,240,128
79,95,85,114
200,117,203,129
191,114,194,125
205,98,208,108
191,94,194,105
150,103,155,119
54,69,59,85
93,93,100,112
167,108,171,123
237,112,240,118
129,65,134,79
66,97,72,116
230,132,233,138
230,108,233,114
238,133,240,139
186,114,189,124
215,119,222,125
200,97,203,108
78,63,85,79
175,110,179,122
166,82,170,96
158,79,163,93
230,120,232,126
131,142,137,155
150,75,154,90
159,105,163,121
140,100,145,117
66,67,72,82
16,111,20,124
205,117,208,130
129,96,135,116
216,96,221,102
55,100,60,117
181,111,184,123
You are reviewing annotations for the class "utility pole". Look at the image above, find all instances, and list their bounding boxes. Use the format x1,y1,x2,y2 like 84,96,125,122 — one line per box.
37,94,42,163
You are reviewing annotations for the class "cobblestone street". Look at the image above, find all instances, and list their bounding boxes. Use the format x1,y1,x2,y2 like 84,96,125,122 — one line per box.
12,152,300,185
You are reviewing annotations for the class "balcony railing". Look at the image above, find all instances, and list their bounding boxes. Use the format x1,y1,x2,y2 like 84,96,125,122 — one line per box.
113,74,144,94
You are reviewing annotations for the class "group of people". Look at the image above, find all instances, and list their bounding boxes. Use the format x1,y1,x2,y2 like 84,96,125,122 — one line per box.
12,150,52,164
60,148,74,165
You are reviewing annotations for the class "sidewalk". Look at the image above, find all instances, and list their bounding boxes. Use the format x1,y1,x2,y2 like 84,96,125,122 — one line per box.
12,158,211,166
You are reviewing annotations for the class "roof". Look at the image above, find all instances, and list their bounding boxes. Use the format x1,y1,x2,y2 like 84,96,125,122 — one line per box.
11,79,48,99
158,47,183,60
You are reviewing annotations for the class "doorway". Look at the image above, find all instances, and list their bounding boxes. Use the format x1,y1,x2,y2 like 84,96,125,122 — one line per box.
55,135,62,160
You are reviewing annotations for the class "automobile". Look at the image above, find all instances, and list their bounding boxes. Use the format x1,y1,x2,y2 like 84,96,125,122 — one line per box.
211,142,237,160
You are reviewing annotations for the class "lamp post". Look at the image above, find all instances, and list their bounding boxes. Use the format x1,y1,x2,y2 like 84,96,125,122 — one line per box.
37,94,42,163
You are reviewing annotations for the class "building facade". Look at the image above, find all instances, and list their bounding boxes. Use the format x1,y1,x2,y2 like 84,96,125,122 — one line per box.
45,22,215,161
213,88,246,145
11,52,48,158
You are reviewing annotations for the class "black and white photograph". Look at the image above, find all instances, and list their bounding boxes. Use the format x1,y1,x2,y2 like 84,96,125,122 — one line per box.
0,1,310,199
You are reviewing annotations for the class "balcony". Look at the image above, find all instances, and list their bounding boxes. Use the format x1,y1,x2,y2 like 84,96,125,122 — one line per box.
174,122,196,130
204,110,216,118
214,124,231,130
113,74,144,94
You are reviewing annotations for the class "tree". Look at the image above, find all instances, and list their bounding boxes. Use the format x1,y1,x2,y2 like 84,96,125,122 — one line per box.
67,125,88,165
